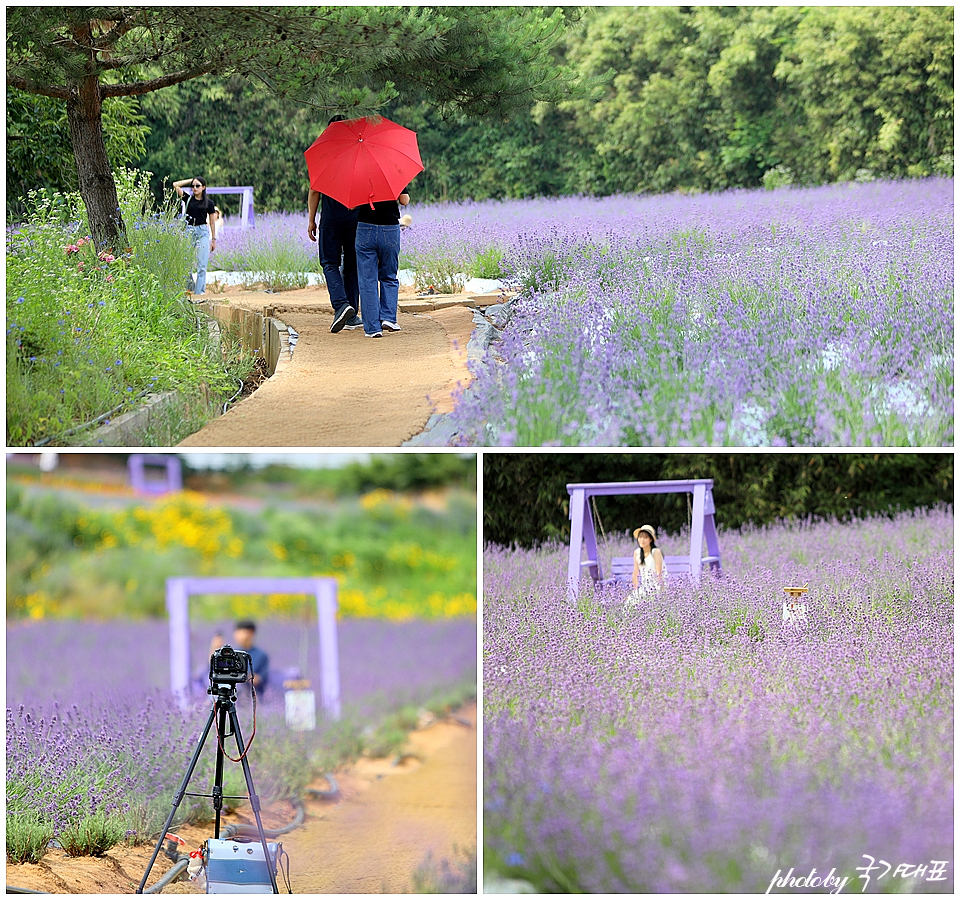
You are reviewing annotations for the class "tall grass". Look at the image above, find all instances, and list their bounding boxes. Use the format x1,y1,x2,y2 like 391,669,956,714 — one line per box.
6,169,251,446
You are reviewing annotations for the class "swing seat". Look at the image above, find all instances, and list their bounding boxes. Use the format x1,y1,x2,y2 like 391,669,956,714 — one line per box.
594,555,719,586
566,479,722,603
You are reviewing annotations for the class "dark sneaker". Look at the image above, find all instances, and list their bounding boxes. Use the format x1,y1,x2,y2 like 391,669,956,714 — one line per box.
343,316,364,330
331,305,356,334
382,321,401,332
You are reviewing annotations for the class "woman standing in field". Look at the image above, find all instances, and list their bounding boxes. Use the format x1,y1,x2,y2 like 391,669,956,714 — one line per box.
173,176,218,296
628,524,664,602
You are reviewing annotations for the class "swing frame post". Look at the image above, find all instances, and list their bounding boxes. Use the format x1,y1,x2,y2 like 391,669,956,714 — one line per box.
566,479,722,602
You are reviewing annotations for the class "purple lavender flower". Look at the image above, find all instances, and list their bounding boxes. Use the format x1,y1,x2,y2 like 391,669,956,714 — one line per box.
483,507,953,891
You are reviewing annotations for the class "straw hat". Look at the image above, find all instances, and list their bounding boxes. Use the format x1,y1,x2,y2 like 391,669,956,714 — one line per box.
633,524,656,541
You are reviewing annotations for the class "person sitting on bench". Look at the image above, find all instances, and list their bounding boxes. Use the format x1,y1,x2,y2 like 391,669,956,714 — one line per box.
628,524,664,602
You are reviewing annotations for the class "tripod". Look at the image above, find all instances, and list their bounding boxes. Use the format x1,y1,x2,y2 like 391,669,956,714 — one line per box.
137,681,279,894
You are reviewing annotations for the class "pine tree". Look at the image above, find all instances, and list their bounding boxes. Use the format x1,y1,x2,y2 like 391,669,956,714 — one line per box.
7,6,577,249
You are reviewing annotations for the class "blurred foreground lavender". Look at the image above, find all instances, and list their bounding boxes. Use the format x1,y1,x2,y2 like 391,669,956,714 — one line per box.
7,618,476,851
483,508,953,891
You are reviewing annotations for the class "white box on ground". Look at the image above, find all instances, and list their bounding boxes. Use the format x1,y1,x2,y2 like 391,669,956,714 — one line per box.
205,838,280,893
285,689,316,731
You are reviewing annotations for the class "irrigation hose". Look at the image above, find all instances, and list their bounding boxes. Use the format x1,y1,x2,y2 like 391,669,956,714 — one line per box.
221,796,306,839
305,773,341,803
142,858,190,894
222,377,245,414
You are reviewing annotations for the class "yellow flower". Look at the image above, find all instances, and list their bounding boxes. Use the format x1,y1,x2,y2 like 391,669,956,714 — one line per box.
360,488,388,510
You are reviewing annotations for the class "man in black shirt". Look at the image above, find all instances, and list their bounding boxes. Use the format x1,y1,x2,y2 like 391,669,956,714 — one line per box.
307,117,362,333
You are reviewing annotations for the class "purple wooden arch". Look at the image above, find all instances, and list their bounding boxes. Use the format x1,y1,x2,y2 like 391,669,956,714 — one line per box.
128,454,183,495
566,479,721,601
205,186,255,228
166,576,341,718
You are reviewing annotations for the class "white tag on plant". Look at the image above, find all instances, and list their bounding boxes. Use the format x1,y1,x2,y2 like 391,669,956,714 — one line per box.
782,584,808,628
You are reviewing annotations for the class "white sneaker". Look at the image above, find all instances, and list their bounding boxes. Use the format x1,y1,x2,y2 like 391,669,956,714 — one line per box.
382,321,401,332
366,331,383,339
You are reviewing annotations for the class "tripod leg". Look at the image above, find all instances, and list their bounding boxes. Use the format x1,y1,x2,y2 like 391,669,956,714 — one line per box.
136,702,218,893
229,704,281,894
213,702,228,839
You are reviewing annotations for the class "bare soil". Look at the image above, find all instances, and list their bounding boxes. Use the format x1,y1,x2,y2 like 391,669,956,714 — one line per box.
5,703,477,894
176,283,476,448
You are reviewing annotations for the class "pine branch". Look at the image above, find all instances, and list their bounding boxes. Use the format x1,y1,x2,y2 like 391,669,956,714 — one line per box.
6,75,71,100
101,66,218,98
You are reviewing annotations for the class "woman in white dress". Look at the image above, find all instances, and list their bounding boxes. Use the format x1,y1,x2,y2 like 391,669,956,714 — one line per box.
627,524,664,603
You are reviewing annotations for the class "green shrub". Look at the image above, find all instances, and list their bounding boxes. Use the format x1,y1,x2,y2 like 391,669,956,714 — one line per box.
6,813,54,864
468,246,506,279
6,174,250,446
59,812,128,857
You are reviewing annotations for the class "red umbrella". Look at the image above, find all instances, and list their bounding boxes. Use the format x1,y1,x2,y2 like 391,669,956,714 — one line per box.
304,116,423,209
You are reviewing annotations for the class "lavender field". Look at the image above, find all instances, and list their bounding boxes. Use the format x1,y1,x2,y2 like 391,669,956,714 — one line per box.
433,179,952,446
7,617,476,859
217,178,951,446
483,508,953,892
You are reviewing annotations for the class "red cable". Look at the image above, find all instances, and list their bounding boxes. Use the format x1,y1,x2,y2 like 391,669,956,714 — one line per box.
214,679,257,763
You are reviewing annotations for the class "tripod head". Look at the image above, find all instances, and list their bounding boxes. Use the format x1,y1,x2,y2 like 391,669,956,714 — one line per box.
208,681,239,703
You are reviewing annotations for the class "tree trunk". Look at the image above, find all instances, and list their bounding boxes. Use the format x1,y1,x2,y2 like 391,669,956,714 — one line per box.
65,72,126,250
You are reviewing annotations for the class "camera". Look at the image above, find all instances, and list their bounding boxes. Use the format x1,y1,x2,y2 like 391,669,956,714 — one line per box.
209,644,251,687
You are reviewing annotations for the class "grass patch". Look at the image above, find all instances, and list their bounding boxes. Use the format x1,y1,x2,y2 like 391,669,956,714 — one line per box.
59,812,128,857
6,169,250,446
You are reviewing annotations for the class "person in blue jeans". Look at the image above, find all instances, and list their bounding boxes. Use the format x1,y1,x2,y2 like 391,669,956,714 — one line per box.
355,187,411,338
307,117,363,333
173,176,218,296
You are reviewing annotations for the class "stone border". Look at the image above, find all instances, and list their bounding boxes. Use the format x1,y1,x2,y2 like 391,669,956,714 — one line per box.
404,297,518,446
87,389,194,447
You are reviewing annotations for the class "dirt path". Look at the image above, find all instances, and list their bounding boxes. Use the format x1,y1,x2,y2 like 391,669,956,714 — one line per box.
177,285,481,448
286,703,477,892
4,704,476,894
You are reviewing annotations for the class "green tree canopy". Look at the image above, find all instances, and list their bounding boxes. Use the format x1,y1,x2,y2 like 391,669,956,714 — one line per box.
484,454,953,548
775,5,955,182
8,7,952,214
6,87,147,221
7,6,582,246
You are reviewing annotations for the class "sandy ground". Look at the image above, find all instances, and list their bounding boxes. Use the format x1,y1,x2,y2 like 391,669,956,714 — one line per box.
4,704,477,894
176,284,476,448
286,703,477,893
